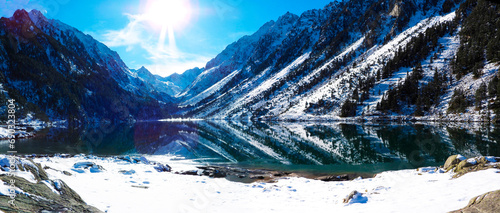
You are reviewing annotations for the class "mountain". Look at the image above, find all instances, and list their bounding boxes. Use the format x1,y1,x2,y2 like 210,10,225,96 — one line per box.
178,0,500,121
0,9,176,123
1,0,499,123
160,67,204,97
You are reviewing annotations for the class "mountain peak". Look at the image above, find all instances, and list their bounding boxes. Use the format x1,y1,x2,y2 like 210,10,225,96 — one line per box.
9,9,47,27
11,9,30,21
28,9,48,25
277,11,299,24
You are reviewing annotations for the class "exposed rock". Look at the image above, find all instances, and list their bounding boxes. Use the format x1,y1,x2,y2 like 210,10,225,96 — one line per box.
343,190,359,203
450,190,500,213
178,170,199,176
455,160,474,172
0,168,102,212
178,166,294,183
153,164,172,172
139,156,150,164
343,190,368,204
318,174,349,182
72,162,104,173
452,156,499,178
24,159,49,182
389,3,402,17
131,185,149,189
118,170,136,175
117,156,140,164
249,175,266,180
444,155,462,171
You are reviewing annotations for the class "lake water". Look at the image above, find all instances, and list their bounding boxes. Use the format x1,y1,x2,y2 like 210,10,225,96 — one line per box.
2,121,499,175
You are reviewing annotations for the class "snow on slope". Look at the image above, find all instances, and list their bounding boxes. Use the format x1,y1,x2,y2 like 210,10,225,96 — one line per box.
280,12,458,120
185,3,475,121
214,52,311,119
181,68,240,107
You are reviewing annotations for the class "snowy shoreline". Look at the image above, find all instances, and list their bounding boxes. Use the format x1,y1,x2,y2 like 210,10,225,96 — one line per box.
0,154,499,212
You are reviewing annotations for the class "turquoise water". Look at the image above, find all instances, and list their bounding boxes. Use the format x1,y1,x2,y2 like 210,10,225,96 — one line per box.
3,121,499,174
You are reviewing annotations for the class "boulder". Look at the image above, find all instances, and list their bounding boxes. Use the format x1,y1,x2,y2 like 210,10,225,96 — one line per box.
118,170,136,175
343,190,368,204
153,164,172,172
72,161,104,173
180,170,199,176
450,190,500,213
209,169,226,178
444,155,461,171
455,160,474,173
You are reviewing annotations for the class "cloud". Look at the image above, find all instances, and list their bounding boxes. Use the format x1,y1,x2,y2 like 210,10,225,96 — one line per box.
100,13,148,47
97,12,210,77
144,54,211,76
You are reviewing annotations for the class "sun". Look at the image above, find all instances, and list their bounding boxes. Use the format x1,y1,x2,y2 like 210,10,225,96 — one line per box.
145,0,192,29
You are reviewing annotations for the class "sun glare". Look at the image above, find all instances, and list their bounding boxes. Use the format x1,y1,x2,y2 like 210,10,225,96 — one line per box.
143,0,194,54
145,0,192,29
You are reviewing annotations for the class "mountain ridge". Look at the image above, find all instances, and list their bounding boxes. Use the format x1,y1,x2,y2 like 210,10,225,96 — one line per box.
0,9,177,123
2,0,500,123
177,0,500,122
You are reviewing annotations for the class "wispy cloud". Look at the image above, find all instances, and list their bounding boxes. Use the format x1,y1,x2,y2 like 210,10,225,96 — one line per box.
97,13,210,77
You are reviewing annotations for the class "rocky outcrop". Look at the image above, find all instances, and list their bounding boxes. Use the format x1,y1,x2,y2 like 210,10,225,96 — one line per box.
450,190,500,213
177,166,294,183
442,155,500,178
444,155,464,171
317,174,350,182
389,2,402,17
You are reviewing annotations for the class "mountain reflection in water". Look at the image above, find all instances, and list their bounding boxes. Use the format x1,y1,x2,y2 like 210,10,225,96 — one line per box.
4,121,500,174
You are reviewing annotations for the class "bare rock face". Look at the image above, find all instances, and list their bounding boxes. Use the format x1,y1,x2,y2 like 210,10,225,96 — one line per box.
389,3,402,17
0,157,103,212
450,190,500,213
443,155,461,171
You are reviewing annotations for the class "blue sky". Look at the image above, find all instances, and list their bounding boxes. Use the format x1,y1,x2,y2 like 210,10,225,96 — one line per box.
1,0,333,76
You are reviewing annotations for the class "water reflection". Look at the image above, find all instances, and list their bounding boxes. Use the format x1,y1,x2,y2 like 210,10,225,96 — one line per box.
2,121,499,172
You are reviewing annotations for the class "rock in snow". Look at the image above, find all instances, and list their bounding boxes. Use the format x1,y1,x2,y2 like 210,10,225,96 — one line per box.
153,164,172,172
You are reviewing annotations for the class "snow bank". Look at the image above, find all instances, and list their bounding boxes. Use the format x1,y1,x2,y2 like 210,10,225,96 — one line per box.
5,155,494,213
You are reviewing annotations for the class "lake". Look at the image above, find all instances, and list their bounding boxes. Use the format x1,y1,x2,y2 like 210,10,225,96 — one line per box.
2,121,499,175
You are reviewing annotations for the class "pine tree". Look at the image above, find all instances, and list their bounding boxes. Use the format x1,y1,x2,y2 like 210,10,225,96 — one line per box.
475,83,487,109
448,89,469,113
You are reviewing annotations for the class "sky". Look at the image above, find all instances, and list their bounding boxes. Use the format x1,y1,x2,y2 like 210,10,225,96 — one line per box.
0,0,333,77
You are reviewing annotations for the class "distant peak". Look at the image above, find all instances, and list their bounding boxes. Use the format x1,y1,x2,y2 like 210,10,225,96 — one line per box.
281,11,298,18
28,9,48,24
12,9,29,20
277,11,299,23
10,9,48,26
137,66,152,74
324,1,342,9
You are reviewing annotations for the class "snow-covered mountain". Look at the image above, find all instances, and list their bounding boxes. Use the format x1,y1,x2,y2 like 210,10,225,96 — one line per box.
160,67,204,97
179,0,500,121
0,9,176,122
1,0,499,122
